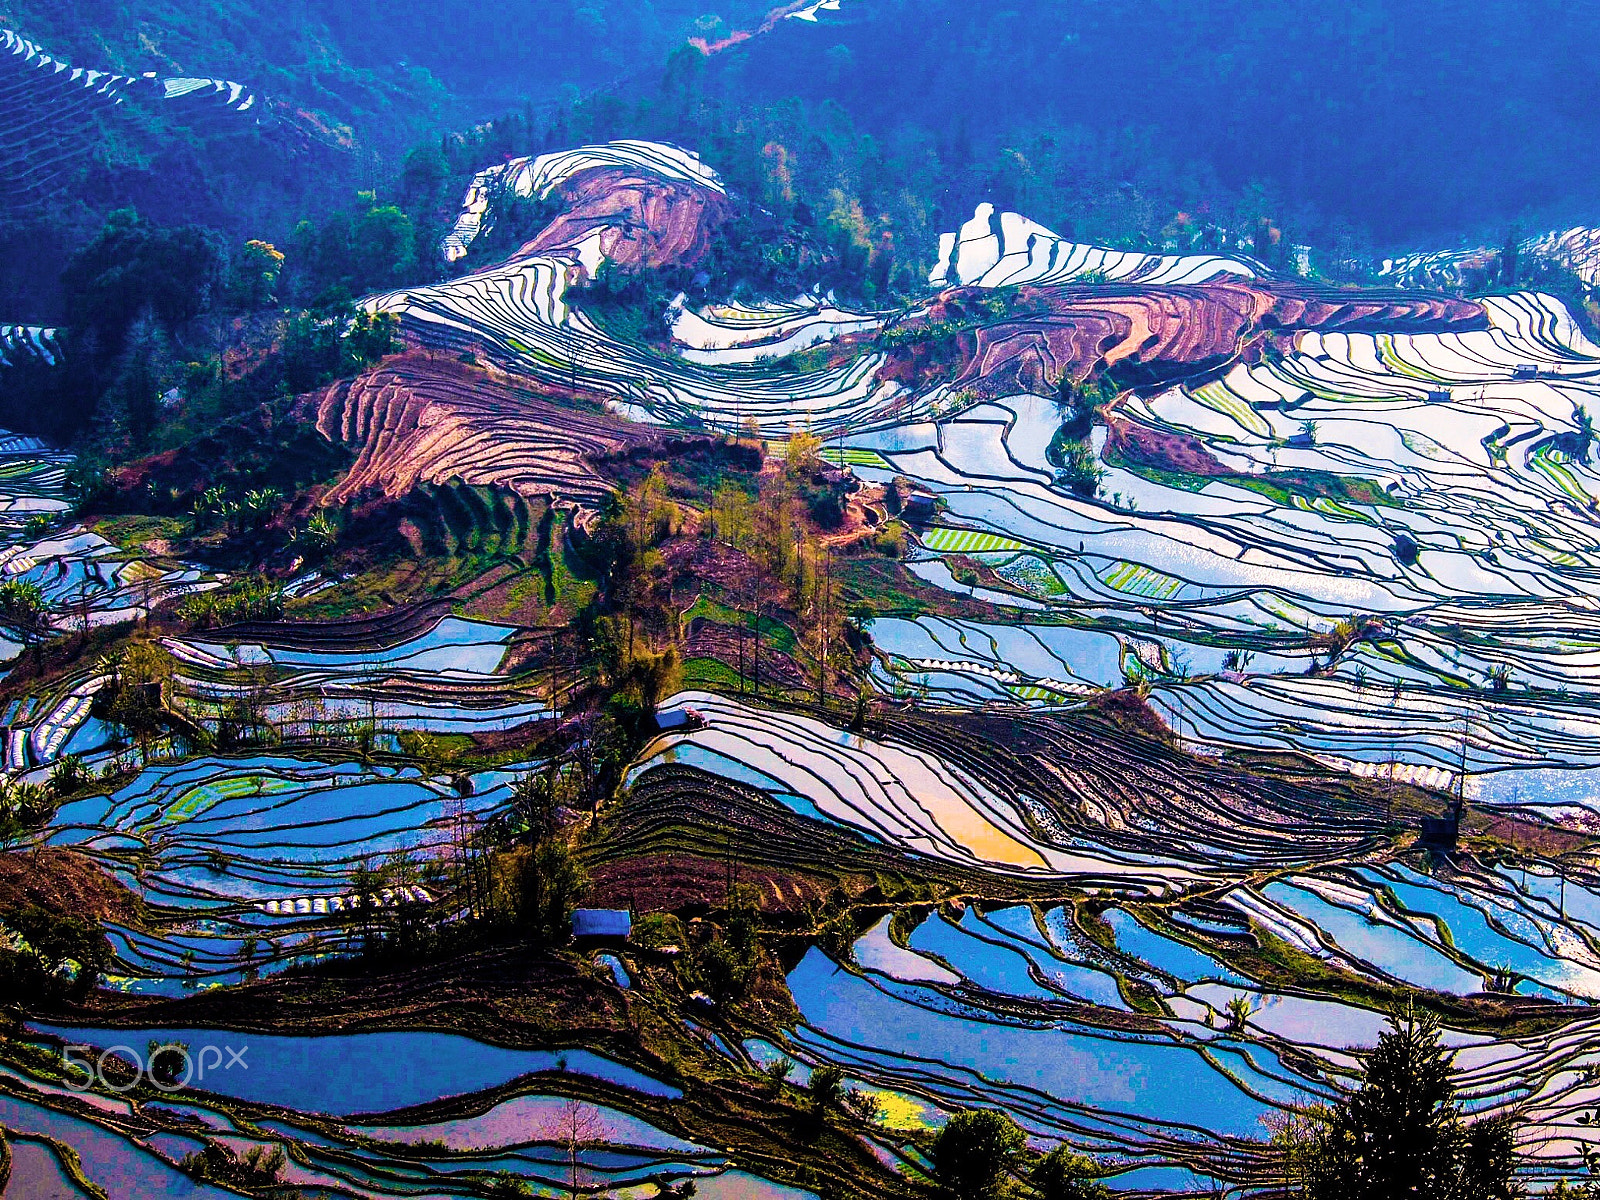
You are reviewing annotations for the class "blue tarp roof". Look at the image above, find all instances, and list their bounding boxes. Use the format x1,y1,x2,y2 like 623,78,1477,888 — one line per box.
571,909,632,938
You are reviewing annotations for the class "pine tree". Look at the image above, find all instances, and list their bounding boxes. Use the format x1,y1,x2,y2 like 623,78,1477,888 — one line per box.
1305,1006,1521,1199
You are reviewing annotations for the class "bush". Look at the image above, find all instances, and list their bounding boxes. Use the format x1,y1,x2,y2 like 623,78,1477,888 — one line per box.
179,577,284,628
180,1143,286,1187
47,754,93,798
930,1109,1028,1200
1056,441,1105,498
632,912,686,949
0,903,112,1000
1033,1148,1111,1200
696,936,754,1000
873,522,908,557
0,578,44,623
804,485,847,529
810,1064,846,1113
491,837,589,944
296,509,340,554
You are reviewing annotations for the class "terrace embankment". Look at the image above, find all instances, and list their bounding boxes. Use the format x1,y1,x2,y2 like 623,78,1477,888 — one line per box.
0,847,141,925
883,279,1488,396
71,940,630,1038
35,939,912,1199
309,355,658,508
203,597,456,649
517,163,731,271
600,763,1000,903
606,695,1406,915
874,702,1395,870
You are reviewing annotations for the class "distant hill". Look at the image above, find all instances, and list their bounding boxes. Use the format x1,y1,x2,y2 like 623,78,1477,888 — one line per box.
0,0,777,148
697,0,1600,249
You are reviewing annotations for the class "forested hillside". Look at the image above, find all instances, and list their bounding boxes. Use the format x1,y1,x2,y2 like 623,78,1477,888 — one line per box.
0,0,775,142
7,0,1600,328
698,0,1600,248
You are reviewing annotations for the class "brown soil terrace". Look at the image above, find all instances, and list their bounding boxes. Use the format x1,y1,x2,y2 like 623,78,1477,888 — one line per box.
517,164,732,273
887,279,1488,396
309,354,657,507
0,848,142,926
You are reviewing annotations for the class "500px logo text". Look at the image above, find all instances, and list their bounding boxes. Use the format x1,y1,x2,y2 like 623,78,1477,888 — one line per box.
62,1041,248,1093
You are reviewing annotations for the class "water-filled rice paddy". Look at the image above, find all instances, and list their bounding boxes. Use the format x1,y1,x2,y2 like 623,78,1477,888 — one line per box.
43,754,515,994
4,1022,805,1200
839,295,1600,789
17,152,1600,1193
30,1025,680,1113
634,682,1600,1176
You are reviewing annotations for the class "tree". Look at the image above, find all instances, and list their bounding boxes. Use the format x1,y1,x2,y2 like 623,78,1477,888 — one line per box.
1263,1105,1335,1196
400,143,450,213
510,766,563,845
226,240,284,310
1226,993,1255,1030
1501,227,1520,288
1056,441,1104,498
710,482,755,547
1458,1117,1521,1200
785,426,824,476
550,1098,601,1199
801,540,842,703
47,754,92,798
1561,1103,1600,1198
0,903,112,1000
1304,1007,1521,1200
351,204,417,290
101,314,176,446
493,837,589,943
1032,1147,1110,1200
930,1109,1028,1200
485,1172,533,1199
62,208,222,357
101,640,176,758
0,578,44,623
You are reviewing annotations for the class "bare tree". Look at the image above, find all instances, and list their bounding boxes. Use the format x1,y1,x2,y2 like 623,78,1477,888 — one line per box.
549,1098,602,1199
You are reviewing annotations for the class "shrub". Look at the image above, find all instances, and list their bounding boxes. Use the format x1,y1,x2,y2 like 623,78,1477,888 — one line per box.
1033,1148,1111,1200
1056,441,1105,498
179,576,284,628
931,1109,1028,1200
873,521,907,557
0,578,44,623
0,903,112,1000
810,1064,846,1113
297,509,340,554
47,754,93,798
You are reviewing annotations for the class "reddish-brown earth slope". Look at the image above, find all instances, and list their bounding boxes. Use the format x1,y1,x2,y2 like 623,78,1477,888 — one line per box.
515,164,730,273
309,355,656,507
882,280,1489,395
0,848,141,924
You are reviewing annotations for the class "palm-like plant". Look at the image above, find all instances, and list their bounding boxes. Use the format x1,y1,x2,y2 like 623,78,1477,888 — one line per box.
1226,993,1255,1030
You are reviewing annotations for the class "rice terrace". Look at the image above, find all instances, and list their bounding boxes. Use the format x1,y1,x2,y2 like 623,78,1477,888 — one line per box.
4,2,1600,1197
